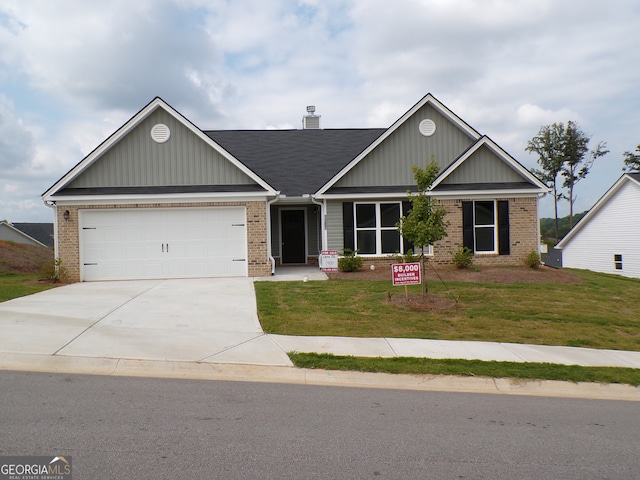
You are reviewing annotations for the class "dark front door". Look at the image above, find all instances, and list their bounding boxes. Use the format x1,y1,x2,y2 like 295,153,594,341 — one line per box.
281,209,306,264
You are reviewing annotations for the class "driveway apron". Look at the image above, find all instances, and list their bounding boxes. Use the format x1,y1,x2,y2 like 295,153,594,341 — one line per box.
0,278,292,366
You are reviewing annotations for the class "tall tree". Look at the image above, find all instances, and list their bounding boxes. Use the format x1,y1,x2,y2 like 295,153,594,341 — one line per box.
559,121,608,227
526,121,608,237
397,158,449,297
622,144,640,173
525,123,566,241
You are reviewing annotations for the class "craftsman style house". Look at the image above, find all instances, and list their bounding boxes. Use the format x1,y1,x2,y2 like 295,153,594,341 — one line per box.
43,94,548,282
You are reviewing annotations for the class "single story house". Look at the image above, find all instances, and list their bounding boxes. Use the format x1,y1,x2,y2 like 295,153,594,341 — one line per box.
556,173,640,279
0,221,53,248
42,94,548,282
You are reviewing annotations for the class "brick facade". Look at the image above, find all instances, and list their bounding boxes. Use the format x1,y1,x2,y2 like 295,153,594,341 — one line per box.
56,201,271,282
357,196,539,270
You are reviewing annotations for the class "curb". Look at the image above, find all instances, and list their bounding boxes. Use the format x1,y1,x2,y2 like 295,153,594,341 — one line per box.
1,352,638,402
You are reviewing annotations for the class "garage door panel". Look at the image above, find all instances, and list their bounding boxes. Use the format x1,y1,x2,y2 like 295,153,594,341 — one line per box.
79,207,248,281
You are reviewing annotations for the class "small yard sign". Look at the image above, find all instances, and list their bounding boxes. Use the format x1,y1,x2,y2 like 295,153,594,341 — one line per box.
392,262,421,286
320,250,339,272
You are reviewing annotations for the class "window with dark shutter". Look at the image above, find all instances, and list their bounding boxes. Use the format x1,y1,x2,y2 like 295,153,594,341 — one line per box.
498,200,510,255
462,201,474,251
342,202,355,251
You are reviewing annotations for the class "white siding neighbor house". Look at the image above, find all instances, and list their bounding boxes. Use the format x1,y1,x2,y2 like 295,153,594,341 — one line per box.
556,173,640,279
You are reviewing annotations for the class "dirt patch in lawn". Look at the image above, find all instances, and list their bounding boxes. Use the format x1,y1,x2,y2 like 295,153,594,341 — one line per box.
387,292,460,313
327,264,583,285
0,241,54,274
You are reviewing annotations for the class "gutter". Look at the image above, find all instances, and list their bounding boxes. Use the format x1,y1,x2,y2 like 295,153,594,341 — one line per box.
266,193,281,275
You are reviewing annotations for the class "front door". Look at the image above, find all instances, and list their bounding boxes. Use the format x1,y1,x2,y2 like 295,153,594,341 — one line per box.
281,209,306,264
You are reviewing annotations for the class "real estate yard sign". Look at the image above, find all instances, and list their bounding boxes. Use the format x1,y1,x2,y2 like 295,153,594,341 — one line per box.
320,250,339,272
392,262,421,286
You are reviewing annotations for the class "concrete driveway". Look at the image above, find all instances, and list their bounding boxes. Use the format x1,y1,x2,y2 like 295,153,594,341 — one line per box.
0,278,292,366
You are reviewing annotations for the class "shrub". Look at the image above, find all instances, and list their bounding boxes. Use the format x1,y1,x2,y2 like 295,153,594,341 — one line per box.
338,249,364,272
451,247,474,269
39,258,67,283
524,250,541,270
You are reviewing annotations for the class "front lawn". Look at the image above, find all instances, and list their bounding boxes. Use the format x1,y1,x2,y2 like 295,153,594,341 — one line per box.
0,273,56,302
255,269,640,352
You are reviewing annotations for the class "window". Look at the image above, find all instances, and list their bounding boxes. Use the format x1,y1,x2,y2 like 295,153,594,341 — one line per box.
462,200,510,255
614,254,623,270
473,201,496,253
355,202,402,255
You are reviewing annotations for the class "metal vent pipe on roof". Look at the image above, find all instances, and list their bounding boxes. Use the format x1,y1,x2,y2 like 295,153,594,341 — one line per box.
302,106,321,129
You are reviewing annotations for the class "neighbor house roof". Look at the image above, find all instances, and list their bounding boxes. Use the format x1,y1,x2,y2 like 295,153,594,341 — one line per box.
205,129,385,197
0,221,53,248
556,172,640,249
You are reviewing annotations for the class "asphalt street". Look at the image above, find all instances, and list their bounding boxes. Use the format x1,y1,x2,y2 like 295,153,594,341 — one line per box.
1,371,638,479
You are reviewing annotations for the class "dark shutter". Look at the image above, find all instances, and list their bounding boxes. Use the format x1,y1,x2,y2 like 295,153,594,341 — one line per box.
498,200,510,255
401,200,414,253
342,202,355,252
462,201,474,251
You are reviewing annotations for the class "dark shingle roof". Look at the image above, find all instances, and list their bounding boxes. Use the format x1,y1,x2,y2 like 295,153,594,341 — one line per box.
12,223,54,248
205,129,385,196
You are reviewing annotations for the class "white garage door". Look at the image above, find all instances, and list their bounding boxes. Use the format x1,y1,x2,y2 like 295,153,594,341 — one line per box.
79,207,247,281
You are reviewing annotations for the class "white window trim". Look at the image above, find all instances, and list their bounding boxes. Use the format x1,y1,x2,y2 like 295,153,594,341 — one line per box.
473,200,498,255
353,201,432,256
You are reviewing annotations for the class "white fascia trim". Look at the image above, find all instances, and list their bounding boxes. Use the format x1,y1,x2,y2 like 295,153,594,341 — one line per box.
316,192,412,201
50,191,274,206
431,136,549,192
432,190,543,199
315,94,481,197
316,189,542,201
556,174,633,249
43,98,277,198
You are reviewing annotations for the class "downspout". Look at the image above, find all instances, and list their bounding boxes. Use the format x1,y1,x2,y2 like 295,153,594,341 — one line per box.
266,193,281,275
311,196,326,267
45,201,59,260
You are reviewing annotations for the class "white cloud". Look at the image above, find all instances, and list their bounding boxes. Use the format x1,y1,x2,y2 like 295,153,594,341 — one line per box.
0,0,639,221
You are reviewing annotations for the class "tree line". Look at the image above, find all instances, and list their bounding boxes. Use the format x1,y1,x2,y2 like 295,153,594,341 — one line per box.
526,121,640,242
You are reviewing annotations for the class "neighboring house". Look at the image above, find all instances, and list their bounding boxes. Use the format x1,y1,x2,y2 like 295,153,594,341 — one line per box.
556,173,640,279
42,94,548,282
0,221,53,248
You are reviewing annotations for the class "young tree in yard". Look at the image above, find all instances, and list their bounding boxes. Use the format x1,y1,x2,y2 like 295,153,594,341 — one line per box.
397,158,449,297
559,121,608,227
525,123,566,242
622,144,640,173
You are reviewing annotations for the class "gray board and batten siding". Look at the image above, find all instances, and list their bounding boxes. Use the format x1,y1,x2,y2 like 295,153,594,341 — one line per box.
333,103,477,188
67,108,257,189
441,145,526,185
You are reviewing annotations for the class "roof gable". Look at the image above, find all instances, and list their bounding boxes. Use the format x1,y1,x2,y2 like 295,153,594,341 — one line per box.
43,98,276,200
431,137,548,192
557,173,640,248
316,94,481,195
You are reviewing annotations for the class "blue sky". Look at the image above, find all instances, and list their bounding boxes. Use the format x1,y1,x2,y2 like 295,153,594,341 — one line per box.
1,0,639,222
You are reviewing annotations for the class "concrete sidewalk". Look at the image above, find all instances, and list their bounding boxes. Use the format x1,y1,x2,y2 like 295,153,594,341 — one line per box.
0,273,638,401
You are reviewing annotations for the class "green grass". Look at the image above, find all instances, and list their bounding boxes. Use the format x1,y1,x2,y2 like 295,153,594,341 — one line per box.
256,269,640,351
0,272,56,302
290,352,640,386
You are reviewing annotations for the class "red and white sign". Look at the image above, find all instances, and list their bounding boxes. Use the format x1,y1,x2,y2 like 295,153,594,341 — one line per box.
392,262,421,286
320,250,339,272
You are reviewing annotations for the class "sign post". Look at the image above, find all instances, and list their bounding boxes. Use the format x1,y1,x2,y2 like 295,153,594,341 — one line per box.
392,262,422,300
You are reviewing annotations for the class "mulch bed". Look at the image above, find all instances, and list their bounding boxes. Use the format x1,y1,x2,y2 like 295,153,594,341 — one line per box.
327,265,583,285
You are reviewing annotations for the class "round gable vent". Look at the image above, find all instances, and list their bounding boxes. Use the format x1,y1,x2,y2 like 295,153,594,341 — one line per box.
419,119,436,137
150,123,171,143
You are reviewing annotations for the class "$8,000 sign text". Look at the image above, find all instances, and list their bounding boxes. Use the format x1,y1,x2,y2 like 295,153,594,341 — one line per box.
391,262,421,286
